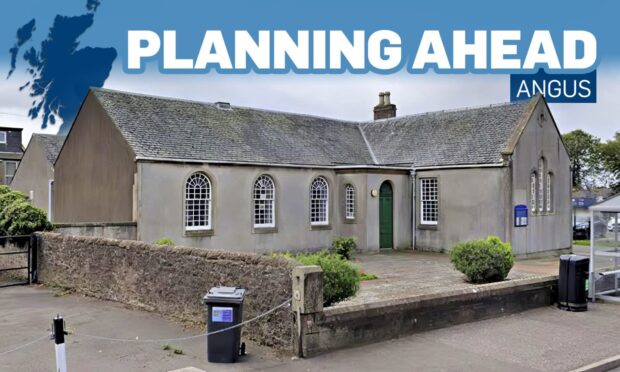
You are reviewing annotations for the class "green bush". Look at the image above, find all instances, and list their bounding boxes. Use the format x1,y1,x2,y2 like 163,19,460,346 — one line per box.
0,200,52,236
331,236,357,260
154,237,176,246
0,185,12,195
449,236,514,284
0,191,27,213
295,251,360,306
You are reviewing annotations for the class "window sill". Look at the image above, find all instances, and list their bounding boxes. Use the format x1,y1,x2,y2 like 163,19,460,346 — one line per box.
310,224,332,231
184,229,214,237
418,224,438,231
343,218,357,224
253,226,278,234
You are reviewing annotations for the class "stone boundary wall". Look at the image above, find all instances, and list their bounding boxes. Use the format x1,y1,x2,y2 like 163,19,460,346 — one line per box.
293,269,558,357
54,222,137,241
36,232,298,350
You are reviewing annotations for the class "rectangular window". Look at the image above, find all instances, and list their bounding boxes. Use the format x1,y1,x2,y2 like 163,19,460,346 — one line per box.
530,173,537,213
0,131,6,144
345,185,355,220
420,178,438,225
546,173,553,212
5,161,18,184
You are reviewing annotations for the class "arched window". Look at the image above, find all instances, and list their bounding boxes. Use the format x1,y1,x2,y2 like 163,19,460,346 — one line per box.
253,175,275,228
537,157,545,213
530,172,537,213
546,172,553,212
310,177,329,225
345,184,355,220
185,173,211,230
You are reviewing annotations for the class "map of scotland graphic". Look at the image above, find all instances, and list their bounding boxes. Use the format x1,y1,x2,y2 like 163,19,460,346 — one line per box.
7,0,116,135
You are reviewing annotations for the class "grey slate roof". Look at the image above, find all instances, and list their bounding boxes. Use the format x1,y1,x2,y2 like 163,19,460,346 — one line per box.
91,88,534,168
93,89,373,166
35,134,65,164
360,101,532,167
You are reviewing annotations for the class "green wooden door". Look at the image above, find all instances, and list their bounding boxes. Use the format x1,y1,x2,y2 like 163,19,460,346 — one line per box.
379,182,393,249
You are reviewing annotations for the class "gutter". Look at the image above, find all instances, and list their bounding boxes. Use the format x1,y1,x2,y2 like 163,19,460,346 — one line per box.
135,156,504,171
134,156,410,170
414,163,505,171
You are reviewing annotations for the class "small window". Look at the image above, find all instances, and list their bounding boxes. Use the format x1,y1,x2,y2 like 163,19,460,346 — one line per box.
184,173,211,230
420,178,438,225
546,172,553,212
253,175,275,228
530,172,537,213
310,177,329,225
345,184,355,220
537,157,545,213
5,161,18,185
0,131,6,144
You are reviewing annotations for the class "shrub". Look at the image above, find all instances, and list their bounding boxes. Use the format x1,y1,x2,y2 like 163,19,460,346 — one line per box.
0,200,52,236
295,251,360,306
0,191,27,213
331,236,357,260
449,236,514,284
0,185,12,195
154,237,176,246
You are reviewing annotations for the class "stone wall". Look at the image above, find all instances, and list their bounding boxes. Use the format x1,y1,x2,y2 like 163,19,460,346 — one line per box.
54,222,137,241
293,267,558,357
36,232,298,350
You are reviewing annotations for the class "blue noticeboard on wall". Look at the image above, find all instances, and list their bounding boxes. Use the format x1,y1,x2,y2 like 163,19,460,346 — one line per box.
514,205,528,227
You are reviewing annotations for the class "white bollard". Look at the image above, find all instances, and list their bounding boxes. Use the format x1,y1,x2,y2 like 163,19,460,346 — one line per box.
52,315,67,372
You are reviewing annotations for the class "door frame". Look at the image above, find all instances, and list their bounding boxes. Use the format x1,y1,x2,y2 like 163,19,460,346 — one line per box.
379,181,394,249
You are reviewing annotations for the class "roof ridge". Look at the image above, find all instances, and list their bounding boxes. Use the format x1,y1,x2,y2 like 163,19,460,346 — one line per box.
92,87,359,126
361,99,531,126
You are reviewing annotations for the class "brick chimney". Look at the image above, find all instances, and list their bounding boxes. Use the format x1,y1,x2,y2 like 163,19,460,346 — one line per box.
373,91,396,120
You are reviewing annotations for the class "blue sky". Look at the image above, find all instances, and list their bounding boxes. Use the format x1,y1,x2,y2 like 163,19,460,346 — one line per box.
0,0,618,143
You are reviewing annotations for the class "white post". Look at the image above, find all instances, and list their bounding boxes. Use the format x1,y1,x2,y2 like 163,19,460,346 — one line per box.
48,180,54,222
589,209,595,301
53,315,67,372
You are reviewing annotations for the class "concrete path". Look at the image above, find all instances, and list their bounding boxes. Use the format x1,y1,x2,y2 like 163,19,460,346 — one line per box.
3,286,620,371
338,250,554,307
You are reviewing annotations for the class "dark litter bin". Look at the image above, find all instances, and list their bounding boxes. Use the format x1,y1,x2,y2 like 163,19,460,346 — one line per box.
204,287,246,363
558,255,589,311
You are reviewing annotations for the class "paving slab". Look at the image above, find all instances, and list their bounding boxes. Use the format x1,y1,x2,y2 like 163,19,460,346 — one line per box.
336,250,554,308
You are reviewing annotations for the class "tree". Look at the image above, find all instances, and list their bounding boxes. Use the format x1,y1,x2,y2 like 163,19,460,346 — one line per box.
600,132,620,192
562,130,603,189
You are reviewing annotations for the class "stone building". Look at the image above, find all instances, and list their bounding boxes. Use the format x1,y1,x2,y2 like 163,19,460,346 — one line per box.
11,134,64,218
52,88,571,256
0,127,23,185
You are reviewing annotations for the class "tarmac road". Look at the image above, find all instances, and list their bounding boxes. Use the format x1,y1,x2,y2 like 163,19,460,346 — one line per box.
2,286,620,371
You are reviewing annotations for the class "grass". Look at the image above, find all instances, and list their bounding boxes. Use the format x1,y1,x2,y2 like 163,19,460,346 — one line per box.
359,272,378,281
574,239,619,248
162,344,184,355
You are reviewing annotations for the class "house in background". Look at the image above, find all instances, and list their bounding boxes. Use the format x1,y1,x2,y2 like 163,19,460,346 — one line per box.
52,88,572,256
0,127,23,185
572,189,609,225
11,134,64,219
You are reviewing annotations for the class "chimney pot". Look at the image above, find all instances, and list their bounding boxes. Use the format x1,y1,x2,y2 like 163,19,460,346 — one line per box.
373,91,396,120
384,91,391,105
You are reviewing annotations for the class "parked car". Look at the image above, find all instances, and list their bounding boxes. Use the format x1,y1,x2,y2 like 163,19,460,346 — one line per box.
574,219,608,240
574,221,590,240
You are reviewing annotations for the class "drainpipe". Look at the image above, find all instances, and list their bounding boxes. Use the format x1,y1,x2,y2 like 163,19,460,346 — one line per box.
410,169,416,250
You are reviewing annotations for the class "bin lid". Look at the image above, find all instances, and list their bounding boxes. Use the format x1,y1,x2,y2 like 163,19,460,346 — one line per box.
203,287,245,304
